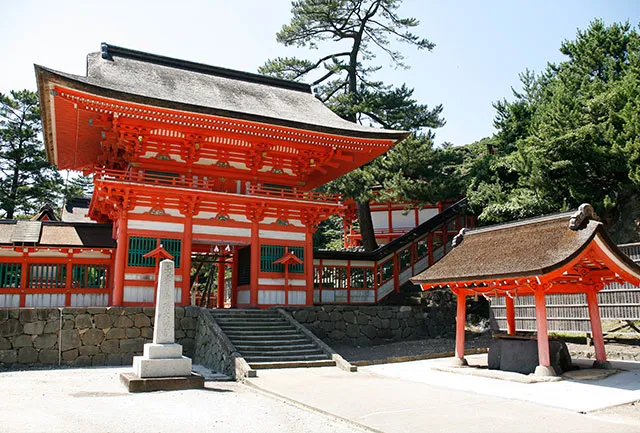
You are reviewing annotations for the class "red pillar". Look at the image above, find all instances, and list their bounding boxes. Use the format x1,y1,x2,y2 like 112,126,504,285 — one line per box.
505,296,516,335
586,289,609,367
534,288,555,376
304,230,314,306
112,215,128,306
181,213,193,306
250,220,259,307
454,290,468,365
217,257,225,309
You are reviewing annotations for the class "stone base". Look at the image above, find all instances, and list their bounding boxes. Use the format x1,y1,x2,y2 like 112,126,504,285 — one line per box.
133,355,192,378
451,357,468,367
120,372,204,393
534,365,557,377
592,360,613,370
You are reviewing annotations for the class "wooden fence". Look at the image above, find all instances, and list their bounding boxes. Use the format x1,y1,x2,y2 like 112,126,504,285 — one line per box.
491,243,640,336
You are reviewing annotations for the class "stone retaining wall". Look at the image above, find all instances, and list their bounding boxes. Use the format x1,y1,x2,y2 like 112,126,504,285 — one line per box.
0,307,199,369
194,311,237,378
285,303,455,347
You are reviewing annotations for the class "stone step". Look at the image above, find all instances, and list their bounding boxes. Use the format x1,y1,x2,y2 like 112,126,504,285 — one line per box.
230,338,311,346
217,325,295,332
215,320,292,327
222,329,300,336
249,360,336,369
214,317,286,323
211,310,280,316
244,354,331,363
233,339,313,348
238,347,325,357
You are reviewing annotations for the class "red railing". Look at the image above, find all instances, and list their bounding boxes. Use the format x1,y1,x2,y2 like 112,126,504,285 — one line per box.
246,184,342,203
94,168,342,203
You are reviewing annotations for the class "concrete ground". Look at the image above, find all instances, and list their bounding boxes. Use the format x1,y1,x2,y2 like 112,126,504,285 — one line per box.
249,356,640,433
0,367,370,433
2,358,640,433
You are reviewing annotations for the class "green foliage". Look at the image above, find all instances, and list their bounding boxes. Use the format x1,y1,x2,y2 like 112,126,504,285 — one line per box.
64,173,94,202
0,90,63,219
313,214,345,250
465,20,640,241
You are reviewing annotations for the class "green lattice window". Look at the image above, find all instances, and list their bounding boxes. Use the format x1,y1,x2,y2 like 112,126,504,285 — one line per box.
260,245,304,273
28,264,66,288
399,248,412,270
72,264,108,288
0,263,21,288
128,237,181,268
350,267,374,289
416,238,428,259
162,239,181,268
321,267,347,288
378,259,394,284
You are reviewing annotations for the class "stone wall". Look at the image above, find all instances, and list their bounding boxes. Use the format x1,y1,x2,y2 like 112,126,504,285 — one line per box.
285,303,455,347
0,307,199,369
193,311,237,378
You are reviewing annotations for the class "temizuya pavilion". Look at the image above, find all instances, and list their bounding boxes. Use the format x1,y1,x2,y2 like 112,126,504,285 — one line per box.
411,204,640,376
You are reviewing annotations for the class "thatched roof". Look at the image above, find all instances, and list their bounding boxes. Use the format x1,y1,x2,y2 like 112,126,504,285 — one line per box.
411,205,640,286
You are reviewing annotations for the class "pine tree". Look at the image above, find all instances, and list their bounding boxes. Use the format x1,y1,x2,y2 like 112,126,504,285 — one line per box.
0,90,63,219
261,0,444,250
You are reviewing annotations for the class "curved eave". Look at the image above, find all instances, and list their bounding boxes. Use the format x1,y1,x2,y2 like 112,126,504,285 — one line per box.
411,224,640,288
34,65,409,158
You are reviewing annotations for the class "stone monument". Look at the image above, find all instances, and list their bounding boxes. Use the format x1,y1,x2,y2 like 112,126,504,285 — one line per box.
121,259,204,392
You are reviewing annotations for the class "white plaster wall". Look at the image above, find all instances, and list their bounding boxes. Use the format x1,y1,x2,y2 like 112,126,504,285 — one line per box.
418,208,439,224
392,210,416,229
258,290,285,305
128,220,184,233
371,211,389,230
287,291,307,305
259,229,305,241
236,290,250,304
71,293,109,307
193,225,251,238
0,294,20,308
25,293,65,307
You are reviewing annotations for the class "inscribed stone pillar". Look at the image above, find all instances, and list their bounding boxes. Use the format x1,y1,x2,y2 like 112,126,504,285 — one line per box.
153,259,175,344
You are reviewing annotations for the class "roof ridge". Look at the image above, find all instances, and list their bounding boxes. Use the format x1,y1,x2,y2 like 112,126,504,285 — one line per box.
467,210,585,236
99,43,312,94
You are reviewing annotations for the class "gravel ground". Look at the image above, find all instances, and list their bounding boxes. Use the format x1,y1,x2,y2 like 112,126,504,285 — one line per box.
567,340,640,361
334,331,491,364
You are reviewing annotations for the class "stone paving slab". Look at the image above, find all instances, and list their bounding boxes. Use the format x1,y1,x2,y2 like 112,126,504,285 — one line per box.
249,365,640,433
365,354,640,413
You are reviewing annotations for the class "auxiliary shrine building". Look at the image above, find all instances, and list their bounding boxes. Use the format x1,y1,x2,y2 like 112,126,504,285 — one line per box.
0,43,420,309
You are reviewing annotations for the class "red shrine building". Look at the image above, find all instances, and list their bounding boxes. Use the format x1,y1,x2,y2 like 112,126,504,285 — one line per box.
0,43,415,309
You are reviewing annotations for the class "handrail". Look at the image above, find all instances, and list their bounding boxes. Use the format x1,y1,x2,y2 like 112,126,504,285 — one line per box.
94,168,342,203
246,185,342,203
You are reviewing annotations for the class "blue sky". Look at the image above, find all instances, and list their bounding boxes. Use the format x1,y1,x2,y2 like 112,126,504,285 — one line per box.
1,0,638,146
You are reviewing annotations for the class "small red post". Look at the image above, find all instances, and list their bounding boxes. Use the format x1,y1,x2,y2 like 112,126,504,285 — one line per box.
454,290,467,365
505,296,516,335
586,289,609,367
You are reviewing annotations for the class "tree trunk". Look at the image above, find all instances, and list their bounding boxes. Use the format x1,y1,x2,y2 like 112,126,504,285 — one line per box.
357,200,378,251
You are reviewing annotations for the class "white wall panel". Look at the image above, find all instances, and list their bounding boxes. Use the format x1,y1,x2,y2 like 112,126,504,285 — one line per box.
237,290,250,304
392,210,415,229
259,230,305,241
71,293,109,307
371,211,389,230
128,220,184,233
193,225,251,238
418,208,439,224
25,293,65,307
287,291,307,305
0,294,20,307
258,290,285,305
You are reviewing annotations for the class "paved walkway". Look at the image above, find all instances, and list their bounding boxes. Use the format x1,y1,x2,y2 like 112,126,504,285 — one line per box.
249,357,640,433
0,367,369,433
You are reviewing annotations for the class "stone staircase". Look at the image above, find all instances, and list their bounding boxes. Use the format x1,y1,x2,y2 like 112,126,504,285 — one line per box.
210,309,336,369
